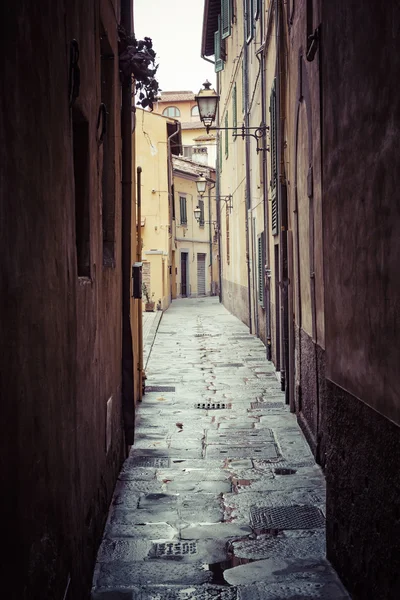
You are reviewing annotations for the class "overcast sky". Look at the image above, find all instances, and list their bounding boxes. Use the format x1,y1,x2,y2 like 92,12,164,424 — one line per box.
134,0,215,95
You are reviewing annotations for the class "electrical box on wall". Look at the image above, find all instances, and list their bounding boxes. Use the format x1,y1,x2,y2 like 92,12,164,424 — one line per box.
132,262,142,298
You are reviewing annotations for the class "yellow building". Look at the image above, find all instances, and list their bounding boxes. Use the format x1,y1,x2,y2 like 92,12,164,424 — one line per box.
154,91,217,167
135,108,217,309
135,108,181,312
172,157,217,297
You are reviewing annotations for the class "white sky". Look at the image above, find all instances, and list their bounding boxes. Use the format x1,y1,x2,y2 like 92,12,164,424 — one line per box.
134,0,215,95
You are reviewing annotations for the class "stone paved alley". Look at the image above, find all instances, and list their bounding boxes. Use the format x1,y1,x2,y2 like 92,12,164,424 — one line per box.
92,298,350,599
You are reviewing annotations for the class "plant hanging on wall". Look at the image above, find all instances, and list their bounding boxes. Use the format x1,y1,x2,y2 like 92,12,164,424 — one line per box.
118,27,160,110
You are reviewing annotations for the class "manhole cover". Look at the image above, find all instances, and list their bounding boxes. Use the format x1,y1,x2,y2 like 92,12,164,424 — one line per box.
244,357,264,362
157,332,177,335
145,386,176,392
274,467,297,475
214,363,244,368
130,456,169,468
195,402,231,410
250,505,325,530
152,541,198,557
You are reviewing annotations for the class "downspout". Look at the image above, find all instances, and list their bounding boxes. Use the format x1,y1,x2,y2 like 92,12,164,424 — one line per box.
121,0,134,448
136,167,143,399
216,79,223,303
243,7,253,332
167,126,181,301
275,0,290,396
207,178,216,294
257,10,272,360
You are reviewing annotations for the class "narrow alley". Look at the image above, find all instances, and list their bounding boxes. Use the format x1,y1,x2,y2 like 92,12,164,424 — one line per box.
92,298,349,599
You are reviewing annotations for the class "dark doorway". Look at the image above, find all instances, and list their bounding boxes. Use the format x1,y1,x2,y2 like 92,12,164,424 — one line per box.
181,252,188,297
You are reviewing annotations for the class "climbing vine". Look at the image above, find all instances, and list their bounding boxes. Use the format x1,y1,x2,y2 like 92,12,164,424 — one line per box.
118,27,160,110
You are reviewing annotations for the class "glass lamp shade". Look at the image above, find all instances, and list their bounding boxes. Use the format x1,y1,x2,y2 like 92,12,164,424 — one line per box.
195,80,219,131
194,206,201,222
196,176,207,196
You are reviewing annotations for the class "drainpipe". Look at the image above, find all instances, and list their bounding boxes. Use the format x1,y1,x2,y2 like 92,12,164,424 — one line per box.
275,0,289,396
207,178,216,294
136,167,143,399
243,11,253,332
257,12,272,360
121,0,134,448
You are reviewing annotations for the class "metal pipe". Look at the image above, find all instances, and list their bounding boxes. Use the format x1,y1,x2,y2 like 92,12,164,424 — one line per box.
136,166,143,400
257,3,272,360
243,8,253,333
121,0,134,448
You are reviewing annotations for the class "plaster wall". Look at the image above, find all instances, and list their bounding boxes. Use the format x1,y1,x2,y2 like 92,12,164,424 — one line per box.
0,1,126,597
322,0,400,426
135,109,175,310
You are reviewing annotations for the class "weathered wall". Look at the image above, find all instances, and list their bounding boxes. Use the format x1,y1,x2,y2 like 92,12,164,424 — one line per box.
221,278,250,328
0,1,125,597
283,0,326,458
321,0,400,595
326,383,400,599
322,0,400,425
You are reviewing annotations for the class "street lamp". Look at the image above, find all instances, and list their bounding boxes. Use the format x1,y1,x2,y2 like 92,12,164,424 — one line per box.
195,80,268,153
196,175,233,214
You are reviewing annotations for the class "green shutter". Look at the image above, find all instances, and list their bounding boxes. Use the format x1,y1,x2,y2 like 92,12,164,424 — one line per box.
180,196,187,225
199,199,205,226
225,112,229,158
270,79,277,189
233,83,237,139
219,135,223,172
242,61,245,113
258,233,264,305
214,17,224,73
221,0,231,39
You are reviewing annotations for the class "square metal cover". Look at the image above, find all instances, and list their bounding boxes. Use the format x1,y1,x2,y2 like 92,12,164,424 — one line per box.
129,456,169,468
250,504,325,530
145,386,176,392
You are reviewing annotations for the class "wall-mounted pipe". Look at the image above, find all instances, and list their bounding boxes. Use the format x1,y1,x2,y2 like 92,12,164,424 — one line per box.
121,0,135,448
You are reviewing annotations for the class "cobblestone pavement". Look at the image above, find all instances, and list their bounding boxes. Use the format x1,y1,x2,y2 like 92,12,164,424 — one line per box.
92,298,350,600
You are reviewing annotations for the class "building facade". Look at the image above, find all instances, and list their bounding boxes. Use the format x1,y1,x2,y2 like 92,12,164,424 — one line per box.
201,1,400,597
154,91,217,167
0,1,139,597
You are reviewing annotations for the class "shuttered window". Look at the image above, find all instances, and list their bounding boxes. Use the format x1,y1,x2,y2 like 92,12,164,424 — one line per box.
269,79,278,236
258,232,265,305
225,111,229,158
221,0,231,39
198,199,205,226
214,16,224,73
232,83,237,141
180,196,187,225
245,0,254,42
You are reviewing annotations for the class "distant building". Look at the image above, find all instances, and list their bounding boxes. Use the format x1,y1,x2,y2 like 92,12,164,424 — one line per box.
154,91,217,167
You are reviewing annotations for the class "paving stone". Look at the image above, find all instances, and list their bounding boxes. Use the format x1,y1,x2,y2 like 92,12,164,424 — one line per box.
94,562,213,588
92,298,349,599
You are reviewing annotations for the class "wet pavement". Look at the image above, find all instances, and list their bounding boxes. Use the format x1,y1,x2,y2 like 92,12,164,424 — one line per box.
92,297,350,599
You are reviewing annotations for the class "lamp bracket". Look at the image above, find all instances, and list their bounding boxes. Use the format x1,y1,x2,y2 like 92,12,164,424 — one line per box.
206,124,269,153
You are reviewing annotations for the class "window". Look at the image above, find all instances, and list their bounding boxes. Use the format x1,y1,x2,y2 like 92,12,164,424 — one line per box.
100,26,115,267
198,199,205,226
72,107,90,278
269,80,278,236
214,16,224,72
163,106,180,117
191,106,199,117
179,196,187,225
232,83,237,140
225,111,229,158
258,232,265,305
245,0,254,42
221,0,232,39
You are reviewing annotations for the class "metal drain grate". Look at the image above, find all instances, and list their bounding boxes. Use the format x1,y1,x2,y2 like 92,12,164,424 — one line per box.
130,456,169,468
194,402,231,410
250,505,325,530
152,541,198,557
214,363,244,368
145,386,176,392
